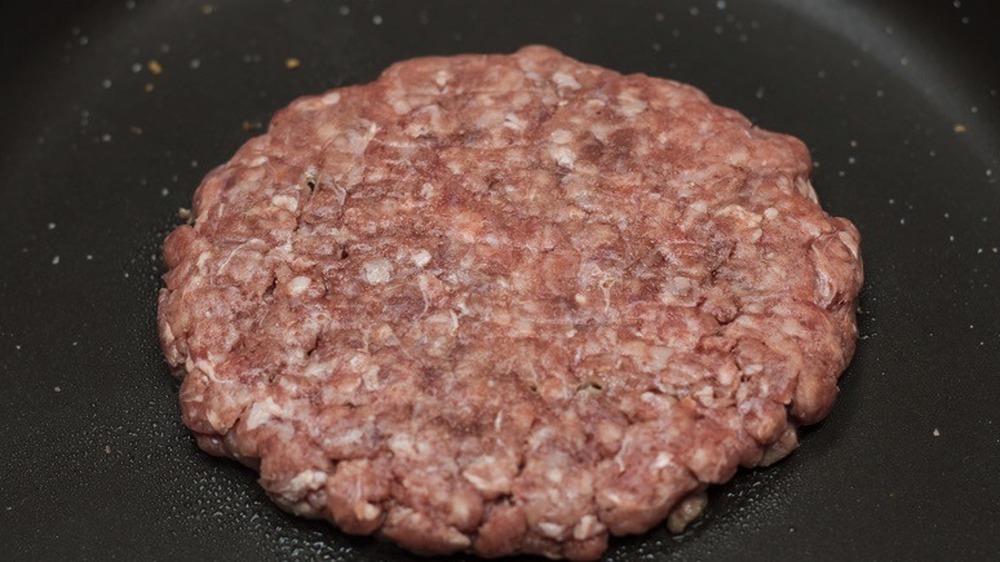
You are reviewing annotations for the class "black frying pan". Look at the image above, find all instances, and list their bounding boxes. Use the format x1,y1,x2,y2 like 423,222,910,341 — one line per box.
1,1,997,560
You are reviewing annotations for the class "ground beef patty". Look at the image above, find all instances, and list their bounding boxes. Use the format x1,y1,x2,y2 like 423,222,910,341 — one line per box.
158,46,863,560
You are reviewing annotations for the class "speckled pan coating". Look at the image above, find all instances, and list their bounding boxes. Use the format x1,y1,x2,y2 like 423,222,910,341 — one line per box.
158,46,863,560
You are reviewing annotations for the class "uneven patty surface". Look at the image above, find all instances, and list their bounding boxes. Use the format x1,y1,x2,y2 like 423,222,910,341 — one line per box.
158,46,863,560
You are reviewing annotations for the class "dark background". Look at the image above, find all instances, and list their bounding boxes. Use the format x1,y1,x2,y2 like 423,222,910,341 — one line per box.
1,1,998,560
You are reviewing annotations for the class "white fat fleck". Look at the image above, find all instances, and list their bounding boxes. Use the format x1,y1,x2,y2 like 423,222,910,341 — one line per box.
434,69,451,87
161,322,175,344
348,354,366,370
248,155,269,167
287,470,327,494
550,129,573,144
463,471,493,493
357,502,380,520
417,274,432,314
278,374,302,395
294,98,327,111
717,364,738,387
443,529,471,549
303,165,318,183
277,239,294,256
550,145,577,169
246,398,280,430
763,207,779,220
411,249,432,268
205,409,223,431
589,123,612,143
196,251,211,270
462,455,512,495
271,194,298,212
545,468,564,483
351,123,378,155
447,161,463,175
640,391,672,410
689,447,714,472
838,230,860,259
362,258,393,285
388,433,417,457
660,276,696,304
195,359,223,383
321,91,341,105
503,113,526,132
451,496,472,522
303,362,332,379
420,182,435,199
598,274,615,312
726,147,750,165
287,276,311,296
361,365,381,390
781,317,809,338
695,385,713,404
528,426,556,451
616,94,647,117
391,99,411,115
718,204,762,227
274,421,295,442
344,121,379,154
323,427,363,450
795,177,819,202
552,71,581,90
538,522,566,539
573,515,604,540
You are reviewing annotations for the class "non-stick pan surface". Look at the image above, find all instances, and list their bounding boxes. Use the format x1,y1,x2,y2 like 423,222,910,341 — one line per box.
1,1,997,560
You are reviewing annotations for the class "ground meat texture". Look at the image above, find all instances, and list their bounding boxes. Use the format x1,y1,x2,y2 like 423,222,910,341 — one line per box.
158,46,863,560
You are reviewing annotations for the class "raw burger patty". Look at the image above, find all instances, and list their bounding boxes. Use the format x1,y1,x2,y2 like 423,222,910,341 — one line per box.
158,46,863,560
